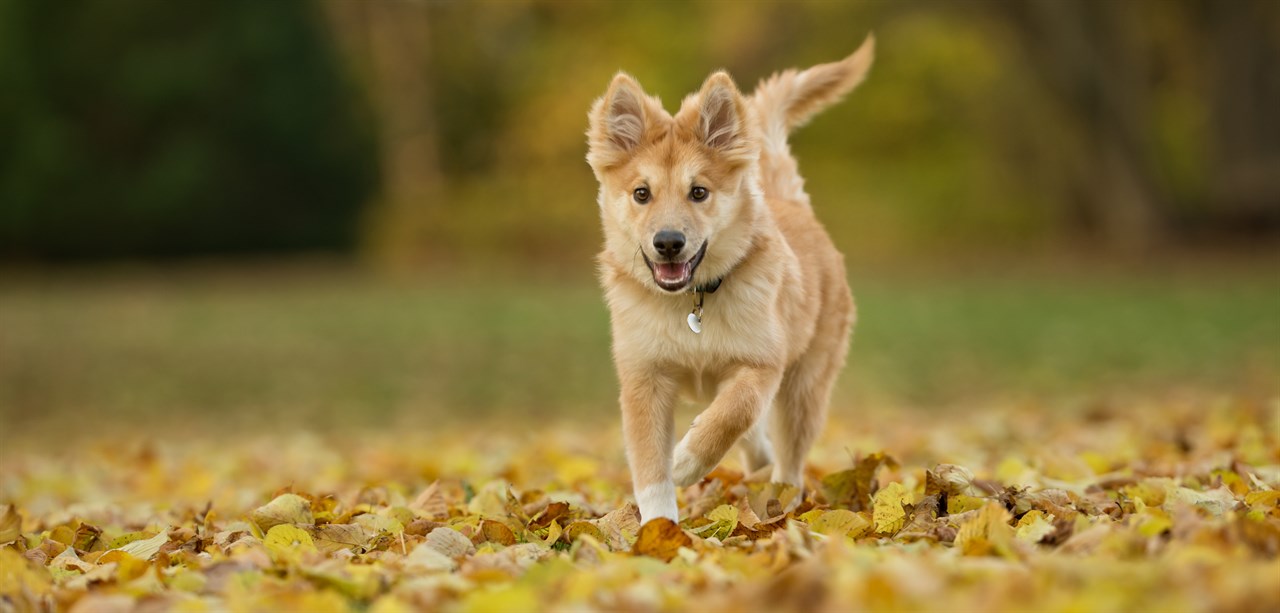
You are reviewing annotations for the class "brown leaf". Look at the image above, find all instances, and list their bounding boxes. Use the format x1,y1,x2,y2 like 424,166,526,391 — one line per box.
481,519,518,546
631,518,691,562
410,481,448,520
529,501,569,530
821,452,898,512
304,523,374,553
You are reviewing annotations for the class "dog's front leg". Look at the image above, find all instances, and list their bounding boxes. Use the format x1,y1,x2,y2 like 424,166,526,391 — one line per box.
672,364,783,487
619,367,679,524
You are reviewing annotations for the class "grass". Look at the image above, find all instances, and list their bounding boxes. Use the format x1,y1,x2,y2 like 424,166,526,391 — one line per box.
1,258,1277,611
1,258,1276,440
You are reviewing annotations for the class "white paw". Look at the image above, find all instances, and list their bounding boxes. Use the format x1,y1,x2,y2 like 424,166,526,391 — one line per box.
635,481,678,524
672,440,714,487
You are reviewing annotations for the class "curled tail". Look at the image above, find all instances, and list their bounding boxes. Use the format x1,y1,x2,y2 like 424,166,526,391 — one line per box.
751,35,875,203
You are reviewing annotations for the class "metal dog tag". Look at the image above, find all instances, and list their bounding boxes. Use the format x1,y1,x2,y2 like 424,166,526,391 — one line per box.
687,311,702,334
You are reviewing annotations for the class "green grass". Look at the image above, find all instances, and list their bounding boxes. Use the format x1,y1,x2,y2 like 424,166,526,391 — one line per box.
1,260,1276,438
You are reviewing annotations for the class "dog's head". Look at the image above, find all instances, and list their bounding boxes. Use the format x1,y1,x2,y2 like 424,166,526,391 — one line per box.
587,71,761,294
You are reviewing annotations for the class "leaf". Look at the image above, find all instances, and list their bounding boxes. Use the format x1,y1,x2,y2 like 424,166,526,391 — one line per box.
926,464,977,498
872,482,912,535
947,495,988,515
803,509,872,538
263,524,317,564
688,505,738,541
410,481,448,519
1163,485,1238,517
1014,510,1056,544
404,542,457,572
631,518,691,562
529,501,570,530
481,519,518,546
425,527,476,559
821,452,898,511
562,521,605,544
0,505,21,545
594,504,641,550
251,493,313,532
745,483,801,520
954,502,1017,558
111,531,169,561
304,523,374,553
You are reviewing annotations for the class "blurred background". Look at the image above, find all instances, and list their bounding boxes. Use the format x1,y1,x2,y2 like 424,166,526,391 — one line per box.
1,0,1277,440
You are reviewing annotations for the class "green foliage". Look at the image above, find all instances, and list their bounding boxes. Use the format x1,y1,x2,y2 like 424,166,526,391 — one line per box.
0,0,377,258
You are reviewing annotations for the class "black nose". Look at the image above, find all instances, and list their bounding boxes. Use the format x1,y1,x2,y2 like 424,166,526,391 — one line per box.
653,230,686,258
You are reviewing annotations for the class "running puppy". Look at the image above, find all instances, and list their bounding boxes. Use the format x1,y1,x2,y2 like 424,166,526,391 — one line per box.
587,37,874,523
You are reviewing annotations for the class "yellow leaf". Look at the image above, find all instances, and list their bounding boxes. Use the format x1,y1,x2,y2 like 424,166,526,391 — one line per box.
872,482,911,535
1244,490,1280,508
0,547,50,595
263,524,317,564
251,494,313,532
563,521,605,544
111,531,169,561
537,520,563,548
822,452,898,511
947,495,988,515
690,504,738,541
1014,510,1056,544
806,509,872,538
955,502,1017,558
0,505,21,545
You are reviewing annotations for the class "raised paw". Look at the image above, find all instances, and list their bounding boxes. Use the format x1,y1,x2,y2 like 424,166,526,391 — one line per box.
671,440,715,487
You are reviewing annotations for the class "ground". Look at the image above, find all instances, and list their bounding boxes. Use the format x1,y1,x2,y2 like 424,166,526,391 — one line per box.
1,261,1277,611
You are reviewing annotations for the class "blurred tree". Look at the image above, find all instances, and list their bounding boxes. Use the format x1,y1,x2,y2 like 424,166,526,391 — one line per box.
987,0,1280,249
0,0,378,259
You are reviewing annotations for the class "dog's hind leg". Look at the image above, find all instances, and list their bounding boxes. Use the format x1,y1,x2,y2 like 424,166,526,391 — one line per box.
771,308,851,494
738,409,775,473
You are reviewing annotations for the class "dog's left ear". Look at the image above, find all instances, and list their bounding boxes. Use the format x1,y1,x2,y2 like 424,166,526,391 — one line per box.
695,72,754,163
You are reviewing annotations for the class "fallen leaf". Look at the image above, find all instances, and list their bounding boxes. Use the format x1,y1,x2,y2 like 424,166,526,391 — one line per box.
632,518,691,562
110,531,169,561
872,482,911,535
481,519,518,546
263,524,317,563
251,493,313,532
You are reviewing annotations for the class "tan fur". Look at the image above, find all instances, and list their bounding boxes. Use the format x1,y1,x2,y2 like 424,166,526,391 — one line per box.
587,36,874,523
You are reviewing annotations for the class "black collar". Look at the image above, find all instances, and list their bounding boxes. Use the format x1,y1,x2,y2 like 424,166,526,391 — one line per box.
693,277,723,294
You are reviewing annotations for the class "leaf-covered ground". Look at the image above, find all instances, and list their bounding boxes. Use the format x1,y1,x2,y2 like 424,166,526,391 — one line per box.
3,397,1278,612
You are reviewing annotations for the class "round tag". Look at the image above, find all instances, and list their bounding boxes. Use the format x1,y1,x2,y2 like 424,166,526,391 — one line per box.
687,312,702,334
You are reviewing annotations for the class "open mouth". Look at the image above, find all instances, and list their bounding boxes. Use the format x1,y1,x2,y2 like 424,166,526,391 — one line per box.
643,241,707,292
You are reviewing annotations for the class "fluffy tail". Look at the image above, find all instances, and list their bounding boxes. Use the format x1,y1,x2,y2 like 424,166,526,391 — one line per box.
751,35,875,203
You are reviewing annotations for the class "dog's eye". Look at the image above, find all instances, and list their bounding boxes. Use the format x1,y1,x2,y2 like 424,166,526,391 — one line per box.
689,186,708,202
632,187,650,204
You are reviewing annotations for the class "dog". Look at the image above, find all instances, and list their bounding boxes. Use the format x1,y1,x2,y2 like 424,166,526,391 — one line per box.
586,37,874,524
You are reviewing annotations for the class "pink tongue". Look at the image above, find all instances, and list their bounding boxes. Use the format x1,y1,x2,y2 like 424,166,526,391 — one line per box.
655,262,686,281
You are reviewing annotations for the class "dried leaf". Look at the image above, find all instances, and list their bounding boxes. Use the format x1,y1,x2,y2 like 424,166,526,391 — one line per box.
111,531,169,561
0,505,21,545
481,519,518,546
821,452,898,511
263,524,317,563
872,482,911,535
632,518,691,562
251,493,313,532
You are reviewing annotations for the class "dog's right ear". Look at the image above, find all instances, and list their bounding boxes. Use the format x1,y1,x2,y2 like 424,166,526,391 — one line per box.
587,73,648,169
